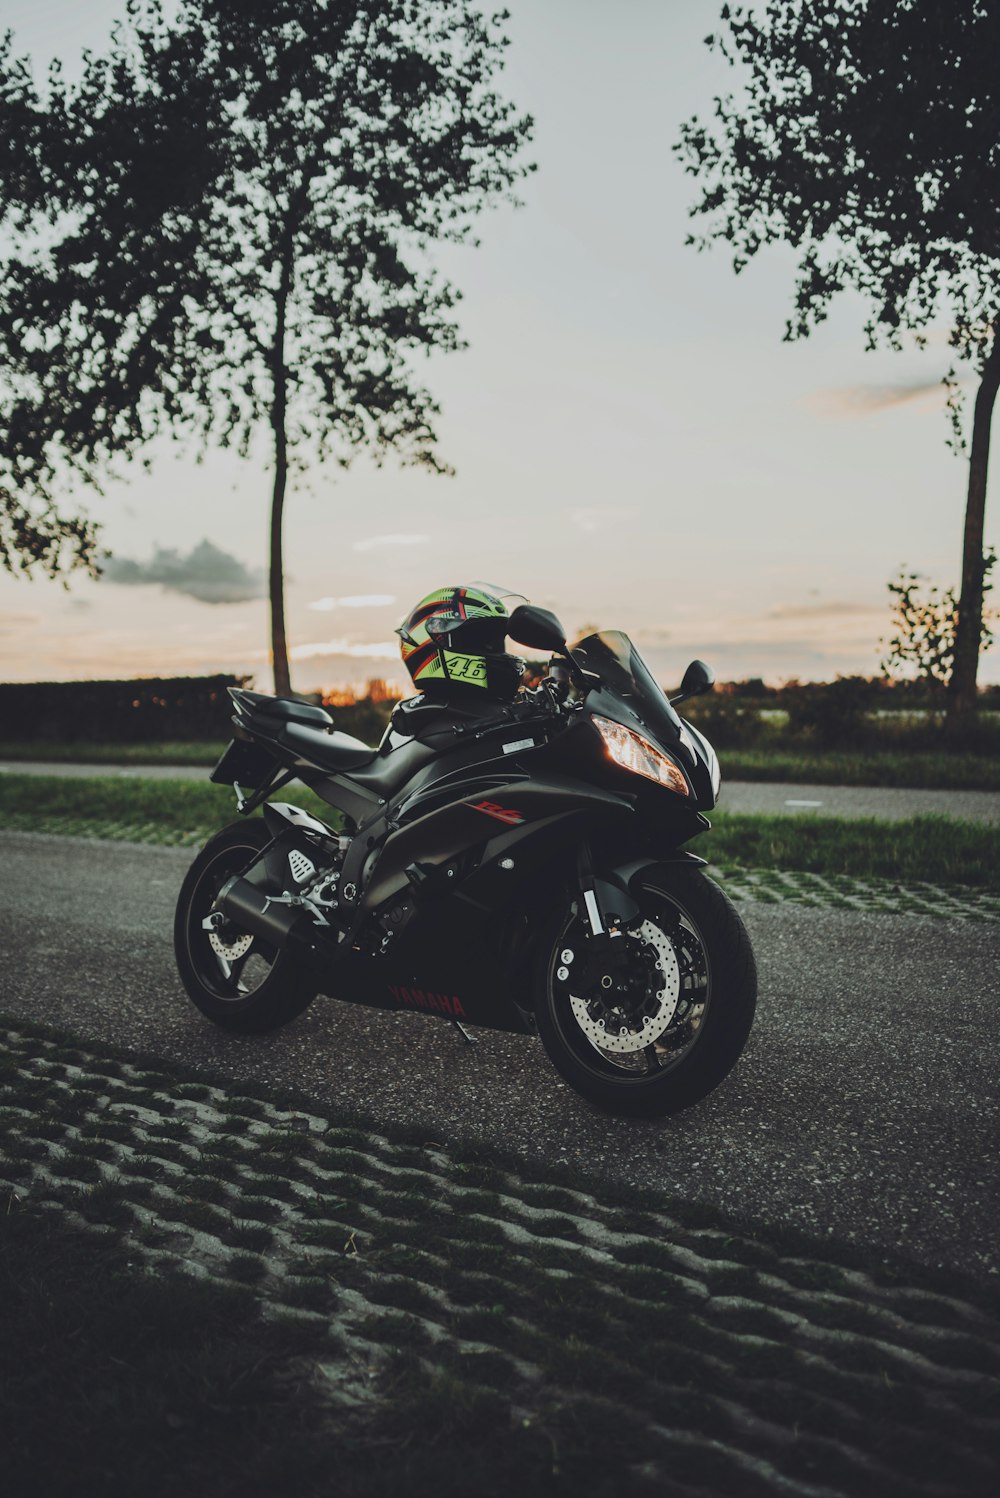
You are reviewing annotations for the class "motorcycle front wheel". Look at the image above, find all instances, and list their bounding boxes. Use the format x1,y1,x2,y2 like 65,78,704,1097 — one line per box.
534,866,756,1118
174,819,318,1034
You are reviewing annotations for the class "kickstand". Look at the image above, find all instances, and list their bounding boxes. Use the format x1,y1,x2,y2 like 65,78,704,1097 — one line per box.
452,1019,478,1047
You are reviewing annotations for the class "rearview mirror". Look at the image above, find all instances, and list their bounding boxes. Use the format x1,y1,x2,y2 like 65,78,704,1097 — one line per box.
507,604,567,654
671,659,715,705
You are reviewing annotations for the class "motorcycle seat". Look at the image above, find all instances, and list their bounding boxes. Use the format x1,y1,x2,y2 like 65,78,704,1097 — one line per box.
232,688,334,730
279,721,376,773
341,735,436,796
286,729,435,797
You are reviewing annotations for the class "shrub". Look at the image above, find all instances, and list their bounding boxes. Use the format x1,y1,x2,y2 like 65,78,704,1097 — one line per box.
782,677,872,748
682,695,772,749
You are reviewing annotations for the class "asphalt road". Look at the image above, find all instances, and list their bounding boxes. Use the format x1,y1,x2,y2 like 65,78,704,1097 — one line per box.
2,759,998,822
1,830,997,1278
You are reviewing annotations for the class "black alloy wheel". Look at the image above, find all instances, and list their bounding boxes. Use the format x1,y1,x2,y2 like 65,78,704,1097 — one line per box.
535,867,757,1118
173,819,318,1034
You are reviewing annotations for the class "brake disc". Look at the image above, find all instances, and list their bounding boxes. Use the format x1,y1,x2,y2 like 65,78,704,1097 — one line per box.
568,919,681,1054
208,929,253,962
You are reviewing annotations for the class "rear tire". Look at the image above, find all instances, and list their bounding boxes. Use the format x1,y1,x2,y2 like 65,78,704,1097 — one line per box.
174,819,318,1034
534,866,756,1118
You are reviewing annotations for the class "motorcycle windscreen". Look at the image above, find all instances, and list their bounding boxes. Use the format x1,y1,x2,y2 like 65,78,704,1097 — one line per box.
569,630,684,746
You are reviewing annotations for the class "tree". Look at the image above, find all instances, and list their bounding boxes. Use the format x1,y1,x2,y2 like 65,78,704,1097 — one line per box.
880,552,996,695
0,0,533,693
675,0,1000,731
0,35,102,580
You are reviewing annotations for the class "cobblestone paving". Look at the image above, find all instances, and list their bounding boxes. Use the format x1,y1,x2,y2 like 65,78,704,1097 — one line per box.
710,865,1000,923
1,812,209,847
2,1021,998,1497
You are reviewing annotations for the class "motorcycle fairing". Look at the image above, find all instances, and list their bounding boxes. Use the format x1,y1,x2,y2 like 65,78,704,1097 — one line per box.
358,773,635,912
569,631,685,745
309,770,644,1033
331,852,711,1037
300,715,525,828
320,912,536,1035
324,829,569,1035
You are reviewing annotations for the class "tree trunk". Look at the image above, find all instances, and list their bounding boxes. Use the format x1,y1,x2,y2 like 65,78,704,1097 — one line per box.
948,323,1000,734
268,252,294,699
269,424,290,698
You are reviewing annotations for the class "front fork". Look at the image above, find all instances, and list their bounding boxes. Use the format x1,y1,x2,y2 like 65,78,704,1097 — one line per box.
575,839,642,948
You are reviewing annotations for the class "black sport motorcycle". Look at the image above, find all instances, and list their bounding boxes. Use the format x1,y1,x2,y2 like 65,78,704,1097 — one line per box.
174,604,757,1117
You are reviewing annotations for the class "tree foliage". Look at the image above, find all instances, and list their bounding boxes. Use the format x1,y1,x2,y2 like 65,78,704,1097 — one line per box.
0,33,101,578
881,552,996,692
677,0,1000,350
0,0,533,688
0,484,99,580
675,0,1000,726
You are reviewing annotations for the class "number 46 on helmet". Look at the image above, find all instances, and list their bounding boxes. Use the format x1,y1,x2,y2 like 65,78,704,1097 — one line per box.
396,584,527,700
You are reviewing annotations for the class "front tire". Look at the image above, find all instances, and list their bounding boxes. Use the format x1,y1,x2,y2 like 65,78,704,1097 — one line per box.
535,867,756,1118
174,819,318,1034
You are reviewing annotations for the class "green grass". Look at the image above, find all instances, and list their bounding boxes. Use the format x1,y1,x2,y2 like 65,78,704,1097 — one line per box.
708,810,999,889
0,739,227,766
723,746,999,789
0,772,995,890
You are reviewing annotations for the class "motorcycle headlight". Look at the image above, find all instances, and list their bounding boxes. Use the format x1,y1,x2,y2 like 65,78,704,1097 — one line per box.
593,715,690,796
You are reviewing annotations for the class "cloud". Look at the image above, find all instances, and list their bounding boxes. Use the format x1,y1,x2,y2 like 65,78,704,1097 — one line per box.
101,539,266,604
288,638,399,662
764,601,877,621
308,594,397,612
352,534,428,553
573,507,635,533
810,381,950,417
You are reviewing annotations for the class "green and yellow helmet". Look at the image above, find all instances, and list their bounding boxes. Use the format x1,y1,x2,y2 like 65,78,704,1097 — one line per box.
396,585,526,700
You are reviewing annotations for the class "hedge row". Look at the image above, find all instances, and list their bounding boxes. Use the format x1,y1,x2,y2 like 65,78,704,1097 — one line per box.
0,676,249,743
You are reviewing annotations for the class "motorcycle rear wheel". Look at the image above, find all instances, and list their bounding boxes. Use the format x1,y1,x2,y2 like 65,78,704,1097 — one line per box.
535,866,756,1118
174,819,318,1034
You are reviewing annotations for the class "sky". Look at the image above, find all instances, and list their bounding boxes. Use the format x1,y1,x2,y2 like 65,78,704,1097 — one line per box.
1,0,994,693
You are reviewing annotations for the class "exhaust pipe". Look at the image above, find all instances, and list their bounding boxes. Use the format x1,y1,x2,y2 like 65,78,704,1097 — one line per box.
214,874,308,948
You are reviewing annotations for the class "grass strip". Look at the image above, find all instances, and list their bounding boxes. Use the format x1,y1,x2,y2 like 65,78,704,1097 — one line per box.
708,810,1000,890
2,737,998,789
0,739,227,767
1,773,997,891
0,771,336,841
2,1013,999,1498
721,747,1000,790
